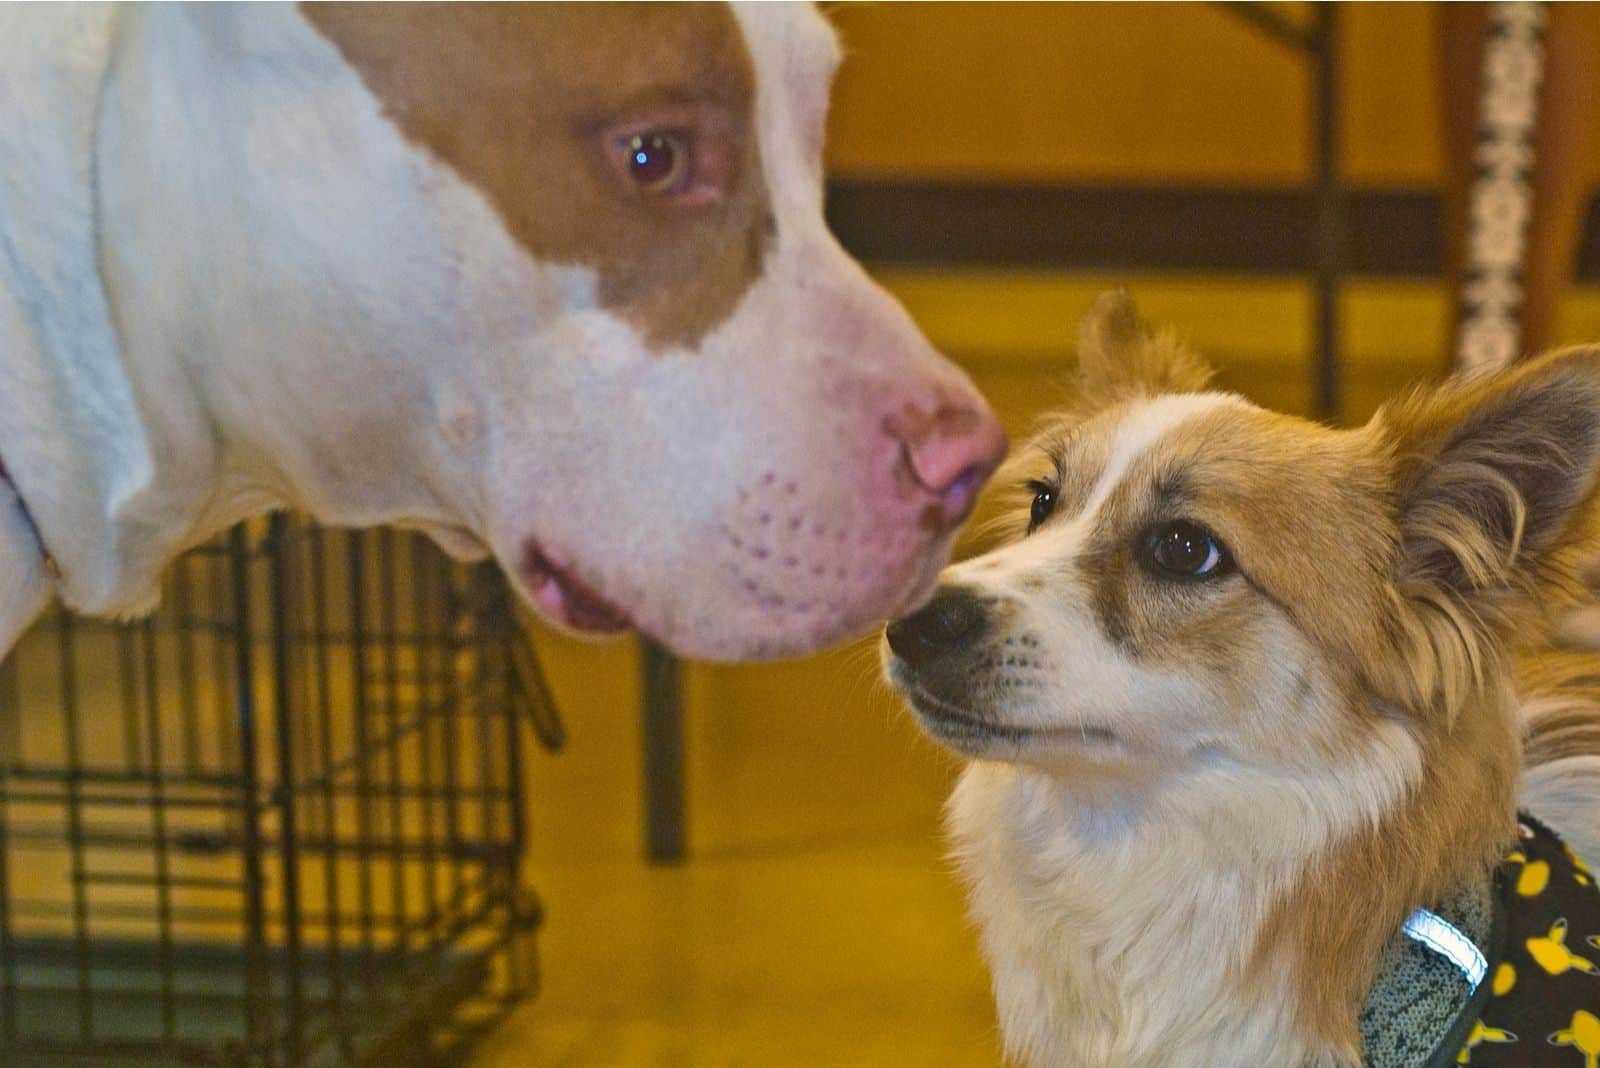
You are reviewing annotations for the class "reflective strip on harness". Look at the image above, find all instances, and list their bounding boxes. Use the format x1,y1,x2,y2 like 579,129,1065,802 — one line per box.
1402,907,1488,991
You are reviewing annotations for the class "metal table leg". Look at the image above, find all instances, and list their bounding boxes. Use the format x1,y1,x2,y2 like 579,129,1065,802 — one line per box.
1311,4,1344,421
640,640,685,863
1215,2,1343,420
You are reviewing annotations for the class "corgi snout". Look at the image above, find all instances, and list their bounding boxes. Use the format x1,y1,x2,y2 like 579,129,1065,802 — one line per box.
884,583,994,671
884,583,1057,755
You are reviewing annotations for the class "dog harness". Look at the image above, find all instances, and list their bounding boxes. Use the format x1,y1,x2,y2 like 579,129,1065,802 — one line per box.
1360,814,1600,1067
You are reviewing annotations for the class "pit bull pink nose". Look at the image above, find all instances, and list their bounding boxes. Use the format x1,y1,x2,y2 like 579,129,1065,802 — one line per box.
890,406,1008,530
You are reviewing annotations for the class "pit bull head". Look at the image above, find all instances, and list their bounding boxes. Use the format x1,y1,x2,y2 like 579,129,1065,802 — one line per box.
0,3,1004,661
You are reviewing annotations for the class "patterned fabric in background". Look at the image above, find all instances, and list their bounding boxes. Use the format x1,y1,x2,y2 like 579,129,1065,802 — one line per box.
1457,815,1600,1065
1454,0,1547,377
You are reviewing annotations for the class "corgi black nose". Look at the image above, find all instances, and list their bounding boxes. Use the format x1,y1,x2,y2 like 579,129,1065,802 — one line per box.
886,584,991,670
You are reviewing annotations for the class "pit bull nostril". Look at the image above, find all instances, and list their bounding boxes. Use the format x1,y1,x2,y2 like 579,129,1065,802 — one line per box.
885,584,991,670
887,405,1008,529
939,464,988,526
900,411,1007,491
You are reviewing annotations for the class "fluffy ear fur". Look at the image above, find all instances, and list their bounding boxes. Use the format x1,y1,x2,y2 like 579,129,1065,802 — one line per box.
1376,347,1600,712
1074,289,1213,409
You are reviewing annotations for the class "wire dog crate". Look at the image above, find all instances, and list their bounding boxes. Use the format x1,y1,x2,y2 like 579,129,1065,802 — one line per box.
0,516,563,1066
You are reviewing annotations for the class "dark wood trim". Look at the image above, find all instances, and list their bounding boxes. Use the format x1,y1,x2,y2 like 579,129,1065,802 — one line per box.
825,180,1600,280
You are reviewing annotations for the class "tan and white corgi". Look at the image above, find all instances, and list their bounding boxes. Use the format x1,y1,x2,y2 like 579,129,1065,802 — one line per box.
884,291,1600,1067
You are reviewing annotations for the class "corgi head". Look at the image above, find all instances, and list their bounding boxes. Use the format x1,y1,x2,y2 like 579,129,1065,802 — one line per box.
885,290,1600,1059
885,290,1600,785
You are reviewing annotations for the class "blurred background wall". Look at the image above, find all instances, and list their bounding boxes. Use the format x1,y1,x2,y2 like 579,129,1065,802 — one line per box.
478,4,1600,1063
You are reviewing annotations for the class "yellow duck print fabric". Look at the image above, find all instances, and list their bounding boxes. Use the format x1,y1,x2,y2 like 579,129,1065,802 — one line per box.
1550,1012,1600,1068
1456,818,1600,1066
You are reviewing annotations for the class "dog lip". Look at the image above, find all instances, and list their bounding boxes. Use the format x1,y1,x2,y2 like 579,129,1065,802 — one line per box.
520,540,632,635
898,676,1119,749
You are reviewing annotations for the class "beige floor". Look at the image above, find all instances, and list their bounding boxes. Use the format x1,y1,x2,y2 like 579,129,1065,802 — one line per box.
471,630,1000,1068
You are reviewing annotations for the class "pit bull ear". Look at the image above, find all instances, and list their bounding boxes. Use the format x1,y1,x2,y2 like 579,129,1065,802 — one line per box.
1385,347,1600,604
1074,289,1213,407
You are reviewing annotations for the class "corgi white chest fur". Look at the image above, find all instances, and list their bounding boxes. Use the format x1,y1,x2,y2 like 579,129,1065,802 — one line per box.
950,766,1308,1068
949,722,1420,1068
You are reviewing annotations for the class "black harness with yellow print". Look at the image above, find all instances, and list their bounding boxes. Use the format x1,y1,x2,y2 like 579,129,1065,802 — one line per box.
1451,815,1600,1066
1359,814,1600,1067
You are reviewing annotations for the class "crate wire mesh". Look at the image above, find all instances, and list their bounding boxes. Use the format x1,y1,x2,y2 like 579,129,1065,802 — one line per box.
0,516,562,1065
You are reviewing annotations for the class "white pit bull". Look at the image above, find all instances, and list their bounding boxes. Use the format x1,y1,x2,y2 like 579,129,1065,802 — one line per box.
0,4,1005,661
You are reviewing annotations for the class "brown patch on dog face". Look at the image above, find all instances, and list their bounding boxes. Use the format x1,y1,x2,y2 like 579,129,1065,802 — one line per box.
1060,404,1394,722
302,2,771,349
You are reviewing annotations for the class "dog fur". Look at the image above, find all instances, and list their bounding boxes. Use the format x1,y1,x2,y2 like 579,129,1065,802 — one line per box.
884,291,1600,1066
0,3,1003,663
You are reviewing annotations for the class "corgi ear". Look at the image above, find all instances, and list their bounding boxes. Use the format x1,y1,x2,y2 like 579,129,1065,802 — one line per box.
1075,289,1213,407
1384,347,1600,601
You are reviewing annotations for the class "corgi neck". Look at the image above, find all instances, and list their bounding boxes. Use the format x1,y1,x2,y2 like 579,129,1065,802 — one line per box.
946,711,1514,1068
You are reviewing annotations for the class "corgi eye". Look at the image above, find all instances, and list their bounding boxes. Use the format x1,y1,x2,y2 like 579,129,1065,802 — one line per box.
1140,520,1233,580
1026,479,1058,534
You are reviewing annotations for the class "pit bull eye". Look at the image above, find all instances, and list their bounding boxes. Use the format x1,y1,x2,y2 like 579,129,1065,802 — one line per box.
1140,520,1232,580
624,130,689,194
1026,479,1057,534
